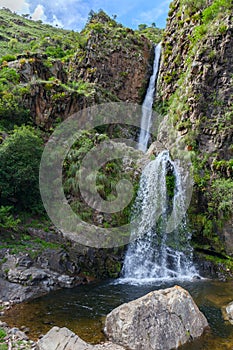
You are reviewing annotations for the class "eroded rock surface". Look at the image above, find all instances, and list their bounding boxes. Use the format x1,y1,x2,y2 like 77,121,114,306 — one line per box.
104,285,208,350
37,326,125,350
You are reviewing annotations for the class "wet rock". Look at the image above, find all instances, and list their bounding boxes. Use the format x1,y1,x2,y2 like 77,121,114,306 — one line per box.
225,301,233,324
104,285,208,350
37,326,125,350
0,251,84,304
7,327,29,341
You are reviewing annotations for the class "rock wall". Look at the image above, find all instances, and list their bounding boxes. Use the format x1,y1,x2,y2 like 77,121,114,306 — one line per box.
9,25,153,130
0,227,125,304
70,30,153,103
156,0,233,257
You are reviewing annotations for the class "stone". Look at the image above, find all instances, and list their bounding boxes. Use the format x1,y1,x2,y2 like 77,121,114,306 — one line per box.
37,327,90,350
224,301,233,324
104,285,208,350
37,326,125,350
7,327,29,341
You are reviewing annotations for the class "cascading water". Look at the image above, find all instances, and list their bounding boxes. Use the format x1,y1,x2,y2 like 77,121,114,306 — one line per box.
138,43,161,152
121,151,197,282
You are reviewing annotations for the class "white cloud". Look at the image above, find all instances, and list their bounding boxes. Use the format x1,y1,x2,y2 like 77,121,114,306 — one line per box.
133,0,170,26
51,14,63,28
0,0,30,13
31,4,46,21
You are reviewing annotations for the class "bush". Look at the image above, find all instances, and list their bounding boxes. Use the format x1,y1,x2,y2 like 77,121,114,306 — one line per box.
0,68,30,129
0,54,16,64
0,67,20,84
0,328,6,340
0,126,43,212
0,206,20,230
209,178,233,219
45,46,66,58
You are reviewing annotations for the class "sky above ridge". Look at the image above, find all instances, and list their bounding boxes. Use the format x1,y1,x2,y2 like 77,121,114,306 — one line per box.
0,0,171,30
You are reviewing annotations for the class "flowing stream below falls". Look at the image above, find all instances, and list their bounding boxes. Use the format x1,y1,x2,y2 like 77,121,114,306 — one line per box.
2,278,233,349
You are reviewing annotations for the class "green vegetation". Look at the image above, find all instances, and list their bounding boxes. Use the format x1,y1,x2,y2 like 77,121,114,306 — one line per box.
0,231,61,258
157,0,233,260
0,66,30,130
0,328,7,350
136,23,163,43
166,173,176,198
209,179,233,219
0,126,43,212
0,8,153,236
0,329,6,340
0,206,20,230
63,130,139,227
0,8,85,60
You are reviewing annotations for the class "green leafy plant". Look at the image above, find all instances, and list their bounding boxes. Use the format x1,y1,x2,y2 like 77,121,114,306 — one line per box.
0,206,20,230
0,125,43,212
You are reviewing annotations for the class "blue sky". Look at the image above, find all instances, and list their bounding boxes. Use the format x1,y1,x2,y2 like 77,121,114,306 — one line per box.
0,0,171,30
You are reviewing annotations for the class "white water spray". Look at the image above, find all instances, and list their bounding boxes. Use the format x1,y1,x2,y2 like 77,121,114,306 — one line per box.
138,43,161,152
121,151,197,282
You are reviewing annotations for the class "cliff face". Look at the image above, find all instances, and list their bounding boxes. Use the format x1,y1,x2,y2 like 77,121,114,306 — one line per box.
70,29,153,103
157,0,233,256
3,12,154,130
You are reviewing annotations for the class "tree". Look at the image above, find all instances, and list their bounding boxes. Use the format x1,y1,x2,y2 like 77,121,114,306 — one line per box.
88,9,95,22
0,126,43,212
138,24,147,31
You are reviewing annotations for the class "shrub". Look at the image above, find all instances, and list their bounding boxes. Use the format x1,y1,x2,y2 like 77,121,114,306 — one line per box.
0,54,16,64
209,178,233,219
0,206,20,230
0,126,43,212
45,46,66,58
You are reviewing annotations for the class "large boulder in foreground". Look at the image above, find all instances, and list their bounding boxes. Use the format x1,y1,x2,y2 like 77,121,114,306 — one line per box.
37,326,125,350
104,285,208,350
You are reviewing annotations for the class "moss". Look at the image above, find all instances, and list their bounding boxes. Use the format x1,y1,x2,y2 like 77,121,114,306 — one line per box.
0,329,6,340
201,253,233,273
166,173,176,198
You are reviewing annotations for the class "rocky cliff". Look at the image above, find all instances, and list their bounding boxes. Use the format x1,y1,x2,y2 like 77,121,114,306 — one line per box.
1,11,156,130
156,0,233,260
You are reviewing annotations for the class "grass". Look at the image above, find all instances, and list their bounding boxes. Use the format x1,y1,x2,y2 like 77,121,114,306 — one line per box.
0,9,83,59
0,231,62,258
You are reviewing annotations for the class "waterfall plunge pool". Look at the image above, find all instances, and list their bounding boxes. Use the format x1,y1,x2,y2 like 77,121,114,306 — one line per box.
2,278,233,349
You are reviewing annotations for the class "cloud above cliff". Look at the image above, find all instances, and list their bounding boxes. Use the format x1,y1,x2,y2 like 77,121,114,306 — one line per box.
0,0,169,30
0,0,29,13
31,4,46,21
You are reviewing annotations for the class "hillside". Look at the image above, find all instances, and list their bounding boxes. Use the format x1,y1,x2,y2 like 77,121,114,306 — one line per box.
0,9,162,131
0,8,87,60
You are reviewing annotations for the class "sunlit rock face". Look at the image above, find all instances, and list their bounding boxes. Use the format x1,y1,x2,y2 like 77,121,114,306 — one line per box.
104,285,208,350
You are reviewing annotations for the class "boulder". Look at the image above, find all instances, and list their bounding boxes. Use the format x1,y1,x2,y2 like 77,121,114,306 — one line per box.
104,285,208,350
37,326,125,350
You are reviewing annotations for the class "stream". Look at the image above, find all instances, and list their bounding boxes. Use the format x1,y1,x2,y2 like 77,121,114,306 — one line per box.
2,278,233,349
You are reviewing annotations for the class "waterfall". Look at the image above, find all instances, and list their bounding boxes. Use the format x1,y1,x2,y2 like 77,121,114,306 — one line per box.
138,43,161,152
121,150,197,282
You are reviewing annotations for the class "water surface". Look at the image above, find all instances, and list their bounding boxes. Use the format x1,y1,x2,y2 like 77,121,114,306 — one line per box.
2,279,233,349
